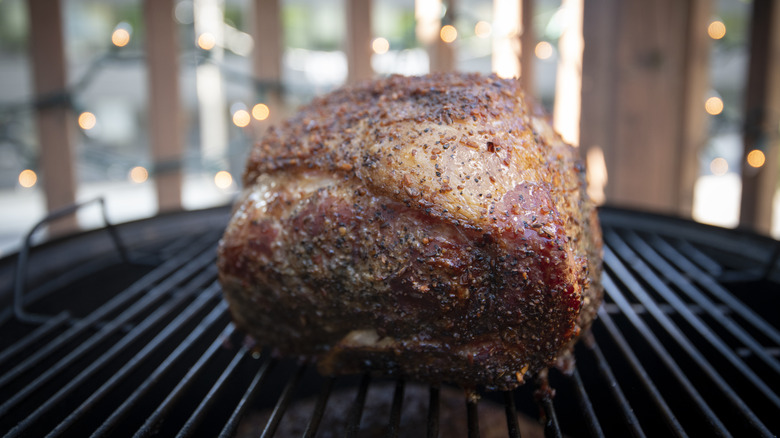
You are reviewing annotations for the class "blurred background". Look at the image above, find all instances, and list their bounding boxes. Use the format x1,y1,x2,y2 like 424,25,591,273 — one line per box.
0,0,777,256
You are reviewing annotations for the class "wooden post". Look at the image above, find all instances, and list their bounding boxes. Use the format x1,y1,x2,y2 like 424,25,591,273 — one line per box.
346,0,373,83
144,0,183,212
676,0,712,217
580,0,711,215
519,0,534,93
739,0,780,234
27,0,78,234
251,0,283,130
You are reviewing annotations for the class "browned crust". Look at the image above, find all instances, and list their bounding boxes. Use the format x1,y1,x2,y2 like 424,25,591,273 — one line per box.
218,73,602,390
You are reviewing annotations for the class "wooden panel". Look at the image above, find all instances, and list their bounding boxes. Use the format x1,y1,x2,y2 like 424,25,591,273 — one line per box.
346,0,373,83
739,0,780,234
519,0,535,94
251,0,284,130
144,0,183,212
27,0,78,233
580,0,710,215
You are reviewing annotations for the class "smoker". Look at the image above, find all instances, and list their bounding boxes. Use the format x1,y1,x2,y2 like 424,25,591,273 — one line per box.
0,203,778,437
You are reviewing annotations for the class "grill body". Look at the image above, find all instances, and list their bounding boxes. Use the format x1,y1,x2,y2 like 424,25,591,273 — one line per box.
0,206,778,437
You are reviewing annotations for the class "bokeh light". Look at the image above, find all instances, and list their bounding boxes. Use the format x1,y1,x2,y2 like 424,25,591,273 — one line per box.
18,169,37,188
474,21,492,38
710,157,729,176
705,96,724,115
233,109,251,127
535,41,553,60
747,149,766,168
708,20,726,40
372,37,390,54
78,112,97,130
111,28,131,47
252,103,270,121
214,171,233,189
198,32,216,50
129,166,149,183
440,25,457,43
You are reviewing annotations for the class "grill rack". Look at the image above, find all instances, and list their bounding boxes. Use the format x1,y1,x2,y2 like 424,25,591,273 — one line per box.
0,206,778,437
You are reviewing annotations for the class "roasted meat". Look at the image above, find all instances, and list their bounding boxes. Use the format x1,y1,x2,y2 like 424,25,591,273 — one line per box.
217,73,602,390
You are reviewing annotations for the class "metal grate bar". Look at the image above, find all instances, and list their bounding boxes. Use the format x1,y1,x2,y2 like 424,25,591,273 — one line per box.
49,287,226,437
502,391,522,438
539,393,562,438
0,261,217,421
601,272,732,437
629,233,780,379
466,393,480,438
132,324,240,438
650,234,780,346
96,316,234,437
585,334,647,438
596,307,687,437
175,346,250,438
219,358,277,438
345,373,371,438
0,311,69,369
670,239,723,277
606,234,778,432
260,362,308,438
386,378,406,438
426,385,440,438
570,367,605,438
0,238,216,391
302,377,335,438
3,271,218,437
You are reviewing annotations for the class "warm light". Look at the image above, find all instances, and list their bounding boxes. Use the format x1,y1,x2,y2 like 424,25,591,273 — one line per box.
214,170,233,189
474,21,492,38
372,37,390,54
18,169,37,188
252,103,270,121
710,157,729,176
440,25,458,43
129,166,149,183
232,109,251,127
198,32,216,50
705,96,723,115
747,149,766,168
708,20,726,40
78,112,97,130
535,41,553,60
111,28,131,47
586,147,607,205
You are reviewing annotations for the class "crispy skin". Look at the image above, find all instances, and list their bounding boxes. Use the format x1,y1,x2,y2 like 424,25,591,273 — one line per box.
217,73,602,390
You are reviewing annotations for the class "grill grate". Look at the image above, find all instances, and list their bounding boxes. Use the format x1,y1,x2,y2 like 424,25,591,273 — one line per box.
0,206,778,437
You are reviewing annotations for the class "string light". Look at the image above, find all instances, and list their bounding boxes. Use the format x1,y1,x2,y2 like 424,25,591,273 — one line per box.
372,37,390,54
78,112,97,130
440,25,457,43
197,32,216,50
535,41,553,60
710,157,728,176
252,103,270,121
474,21,492,38
746,150,765,168
129,166,149,183
214,171,233,189
705,96,723,115
233,109,251,127
708,20,726,40
18,169,37,188
112,28,131,47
